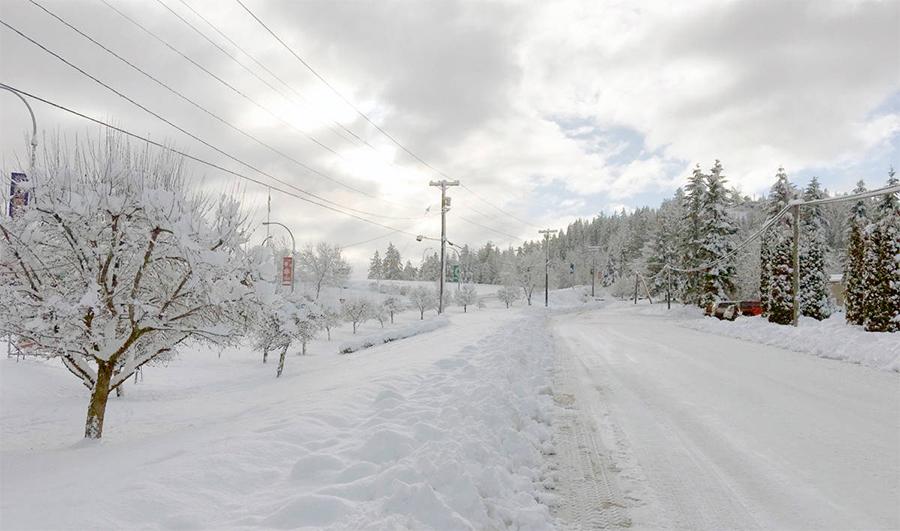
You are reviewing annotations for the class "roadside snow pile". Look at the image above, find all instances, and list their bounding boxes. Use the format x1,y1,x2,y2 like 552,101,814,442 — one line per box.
682,314,900,372
314,315,557,529
338,317,449,354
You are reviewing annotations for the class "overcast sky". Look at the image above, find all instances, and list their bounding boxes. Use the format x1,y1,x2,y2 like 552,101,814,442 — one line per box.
1,0,898,272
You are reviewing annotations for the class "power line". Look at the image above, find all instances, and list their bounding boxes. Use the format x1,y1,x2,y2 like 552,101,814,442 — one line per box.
0,18,419,223
457,215,525,243
234,0,539,231
0,82,429,238
93,0,412,211
25,0,421,222
460,183,540,229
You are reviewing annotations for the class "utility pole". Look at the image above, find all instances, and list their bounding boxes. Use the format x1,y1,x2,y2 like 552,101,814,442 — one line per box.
633,272,639,304
586,245,601,298
791,203,800,327
263,221,295,293
539,229,558,307
429,179,459,314
666,267,672,310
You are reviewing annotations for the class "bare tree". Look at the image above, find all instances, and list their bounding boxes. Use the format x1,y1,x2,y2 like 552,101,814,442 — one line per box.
382,296,404,324
455,283,478,312
342,296,373,334
298,242,351,299
497,285,521,309
409,286,437,319
0,136,261,438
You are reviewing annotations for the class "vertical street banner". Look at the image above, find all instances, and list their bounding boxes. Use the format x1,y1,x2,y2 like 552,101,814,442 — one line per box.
281,256,293,286
8,172,29,218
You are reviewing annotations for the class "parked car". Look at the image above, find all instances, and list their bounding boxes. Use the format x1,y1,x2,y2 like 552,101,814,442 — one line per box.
712,301,738,320
737,300,763,317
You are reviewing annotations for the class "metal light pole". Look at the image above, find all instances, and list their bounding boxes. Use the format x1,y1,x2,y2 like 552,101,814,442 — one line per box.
539,229,558,307
263,221,296,293
417,235,462,290
428,180,459,314
1,84,38,200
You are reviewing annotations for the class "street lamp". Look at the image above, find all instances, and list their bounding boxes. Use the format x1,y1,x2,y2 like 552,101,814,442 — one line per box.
263,221,296,293
1,83,38,200
416,235,463,290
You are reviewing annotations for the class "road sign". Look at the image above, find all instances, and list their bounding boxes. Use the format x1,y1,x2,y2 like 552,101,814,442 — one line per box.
450,264,460,282
281,256,293,286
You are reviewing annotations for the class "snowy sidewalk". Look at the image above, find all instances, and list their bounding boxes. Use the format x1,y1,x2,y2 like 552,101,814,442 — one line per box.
1,309,557,530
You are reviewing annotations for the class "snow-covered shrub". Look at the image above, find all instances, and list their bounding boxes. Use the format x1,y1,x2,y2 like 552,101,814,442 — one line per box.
0,136,262,438
342,296,373,334
382,296,405,324
497,284,520,308
455,283,478,312
408,286,437,319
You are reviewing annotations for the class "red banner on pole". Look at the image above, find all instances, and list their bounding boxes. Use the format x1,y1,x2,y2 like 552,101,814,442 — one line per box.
281,256,293,286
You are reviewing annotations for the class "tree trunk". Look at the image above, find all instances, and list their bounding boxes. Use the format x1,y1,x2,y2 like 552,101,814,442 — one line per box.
276,345,288,378
390,312,394,324
353,322,358,334
302,340,307,356
463,304,467,313
263,347,268,364
326,327,331,341
84,361,114,439
419,310,424,320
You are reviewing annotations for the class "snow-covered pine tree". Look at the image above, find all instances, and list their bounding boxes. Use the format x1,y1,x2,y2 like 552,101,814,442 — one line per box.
798,177,831,320
767,235,795,325
680,164,707,305
367,250,383,280
382,243,404,280
760,167,795,317
698,160,738,308
862,168,899,332
844,180,868,325
646,196,683,297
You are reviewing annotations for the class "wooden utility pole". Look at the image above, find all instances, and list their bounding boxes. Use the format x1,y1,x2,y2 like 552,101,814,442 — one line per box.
633,272,639,304
539,229,558,307
586,245,601,298
666,267,672,310
429,179,459,314
791,203,800,327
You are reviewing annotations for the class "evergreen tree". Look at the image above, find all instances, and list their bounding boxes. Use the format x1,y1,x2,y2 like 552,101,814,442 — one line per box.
680,164,707,304
760,167,795,316
367,250,383,280
844,180,868,325
798,177,831,320
402,260,418,280
862,168,899,332
646,196,683,296
768,235,795,324
382,243,403,280
698,161,738,308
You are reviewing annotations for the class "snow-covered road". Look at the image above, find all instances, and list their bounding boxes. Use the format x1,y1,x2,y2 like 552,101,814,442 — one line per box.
551,304,900,530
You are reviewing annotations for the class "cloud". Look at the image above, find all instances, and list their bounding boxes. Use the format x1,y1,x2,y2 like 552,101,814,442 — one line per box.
1,0,897,276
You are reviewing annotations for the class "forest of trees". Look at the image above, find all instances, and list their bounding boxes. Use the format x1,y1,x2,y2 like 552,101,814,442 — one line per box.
367,162,898,330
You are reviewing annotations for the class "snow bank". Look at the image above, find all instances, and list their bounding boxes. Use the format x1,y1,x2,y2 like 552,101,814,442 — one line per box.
681,313,900,372
338,317,449,354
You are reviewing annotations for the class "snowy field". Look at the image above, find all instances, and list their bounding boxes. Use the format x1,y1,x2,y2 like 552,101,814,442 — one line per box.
1,296,560,530
2,289,897,530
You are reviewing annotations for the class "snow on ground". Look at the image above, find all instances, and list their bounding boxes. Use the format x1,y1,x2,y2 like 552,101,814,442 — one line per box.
629,300,900,372
0,301,558,530
551,303,900,530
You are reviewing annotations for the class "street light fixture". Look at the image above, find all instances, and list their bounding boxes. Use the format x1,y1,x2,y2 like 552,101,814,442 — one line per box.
1,83,38,201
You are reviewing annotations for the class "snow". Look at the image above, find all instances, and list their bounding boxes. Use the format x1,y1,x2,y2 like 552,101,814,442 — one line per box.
552,302,900,530
0,303,556,530
337,316,449,354
643,304,900,372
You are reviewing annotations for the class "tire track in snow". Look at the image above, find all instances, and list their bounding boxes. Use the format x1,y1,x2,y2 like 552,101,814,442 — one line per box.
549,325,632,530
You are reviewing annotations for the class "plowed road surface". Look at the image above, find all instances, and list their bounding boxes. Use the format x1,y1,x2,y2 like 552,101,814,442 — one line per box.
551,305,899,530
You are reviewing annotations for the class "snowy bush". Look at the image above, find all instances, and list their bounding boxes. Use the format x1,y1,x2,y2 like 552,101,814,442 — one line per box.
408,286,437,319
497,284,520,308
342,296,374,334
0,137,262,438
455,283,478,312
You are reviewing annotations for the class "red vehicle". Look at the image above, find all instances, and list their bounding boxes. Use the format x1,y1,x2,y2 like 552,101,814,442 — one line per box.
738,300,763,316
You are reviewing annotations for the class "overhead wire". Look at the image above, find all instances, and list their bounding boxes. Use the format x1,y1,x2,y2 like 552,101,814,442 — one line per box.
25,0,423,222
94,0,414,211
0,82,431,238
234,0,540,234
0,18,421,223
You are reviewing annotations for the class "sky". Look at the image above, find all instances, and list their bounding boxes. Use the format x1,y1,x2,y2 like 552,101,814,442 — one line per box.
1,0,898,274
